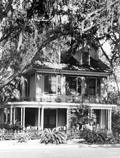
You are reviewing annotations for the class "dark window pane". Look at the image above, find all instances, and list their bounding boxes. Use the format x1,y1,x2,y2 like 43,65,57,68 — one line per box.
83,52,89,65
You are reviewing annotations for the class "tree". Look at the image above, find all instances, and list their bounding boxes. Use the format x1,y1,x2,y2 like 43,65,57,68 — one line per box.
0,0,120,101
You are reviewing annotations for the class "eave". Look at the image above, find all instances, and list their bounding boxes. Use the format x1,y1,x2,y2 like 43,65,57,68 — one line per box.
36,69,111,77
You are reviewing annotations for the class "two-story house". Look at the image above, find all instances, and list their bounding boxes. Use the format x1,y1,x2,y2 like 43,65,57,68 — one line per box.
2,46,116,132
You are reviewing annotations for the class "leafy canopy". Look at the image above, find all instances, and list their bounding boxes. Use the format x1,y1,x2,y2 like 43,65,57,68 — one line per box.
0,0,120,101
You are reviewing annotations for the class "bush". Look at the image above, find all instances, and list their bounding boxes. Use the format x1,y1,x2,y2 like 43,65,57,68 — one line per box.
106,133,120,144
80,128,107,144
0,122,22,131
80,128,120,144
9,121,23,131
112,110,120,136
40,128,67,144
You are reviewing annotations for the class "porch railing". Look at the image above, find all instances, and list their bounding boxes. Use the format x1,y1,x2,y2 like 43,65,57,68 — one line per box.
17,95,114,104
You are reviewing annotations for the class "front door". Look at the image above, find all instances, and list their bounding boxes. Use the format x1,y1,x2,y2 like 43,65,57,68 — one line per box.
44,109,56,129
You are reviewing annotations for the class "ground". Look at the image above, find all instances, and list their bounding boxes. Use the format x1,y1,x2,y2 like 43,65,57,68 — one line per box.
0,140,120,158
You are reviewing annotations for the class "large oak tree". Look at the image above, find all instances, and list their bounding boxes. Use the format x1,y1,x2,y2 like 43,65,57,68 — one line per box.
0,0,120,101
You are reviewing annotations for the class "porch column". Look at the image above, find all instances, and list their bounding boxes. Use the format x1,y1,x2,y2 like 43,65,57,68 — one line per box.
38,107,40,130
13,107,16,124
23,108,25,130
67,108,71,130
10,106,13,125
106,110,108,129
108,109,112,133
56,109,58,128
41,107,44,130
5,108,8,123
21,108,23,126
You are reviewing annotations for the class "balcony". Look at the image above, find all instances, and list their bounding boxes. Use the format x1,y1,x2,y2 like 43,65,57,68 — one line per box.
16,95,115,105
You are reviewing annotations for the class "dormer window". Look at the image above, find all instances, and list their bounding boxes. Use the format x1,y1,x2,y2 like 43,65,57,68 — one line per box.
82,51,90,65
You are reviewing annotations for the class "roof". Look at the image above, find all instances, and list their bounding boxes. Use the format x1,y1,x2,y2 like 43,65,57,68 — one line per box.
23,51,112,77
31,57,111,72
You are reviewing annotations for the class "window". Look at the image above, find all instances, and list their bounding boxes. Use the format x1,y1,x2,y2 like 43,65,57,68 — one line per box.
89,78,96,95
66,77,81,95
25,78,30,97
85,78,101,96
77,78,81,94
82,51,90,65
44,75,56,94
97,79,101,96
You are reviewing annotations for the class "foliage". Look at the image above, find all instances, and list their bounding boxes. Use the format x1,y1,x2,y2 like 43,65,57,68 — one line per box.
0,0,120,98
0,122,22,131
67,129,81,140
112,109,120,136
70,105,94,129
106,92,120,104
80,128,120,144
0,128,41,141
80,128,107,144
16,132,31,143
40,128,67,145
106,133,120,144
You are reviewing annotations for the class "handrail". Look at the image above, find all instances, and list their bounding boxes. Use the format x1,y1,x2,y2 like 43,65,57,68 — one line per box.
16,95,116,104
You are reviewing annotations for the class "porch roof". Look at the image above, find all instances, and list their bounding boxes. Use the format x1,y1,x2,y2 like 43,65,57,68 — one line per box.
3,101,117,110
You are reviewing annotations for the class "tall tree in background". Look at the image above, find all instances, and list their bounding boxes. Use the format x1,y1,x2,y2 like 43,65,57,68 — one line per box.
0,0,120,101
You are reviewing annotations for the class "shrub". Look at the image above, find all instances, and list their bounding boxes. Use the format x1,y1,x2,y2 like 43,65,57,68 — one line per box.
9,121,23,131
67,129,81,140
112,110,120,136
80,128,107,144
40,128,67,144
0,128,7,140
106,133,120,144
17,134,27,143
0,122,22,131
80,128,120,144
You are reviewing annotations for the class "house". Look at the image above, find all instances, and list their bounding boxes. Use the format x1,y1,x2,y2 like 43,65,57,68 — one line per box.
1,46,116,132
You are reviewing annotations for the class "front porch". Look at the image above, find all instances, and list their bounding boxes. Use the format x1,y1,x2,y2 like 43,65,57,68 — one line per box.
1,101,116,133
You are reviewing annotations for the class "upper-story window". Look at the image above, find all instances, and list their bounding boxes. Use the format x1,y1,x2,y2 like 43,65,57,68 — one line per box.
44,75,57,94
66,76,81,95
25,78,30,97
85,78,101,96
88,78,96,95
